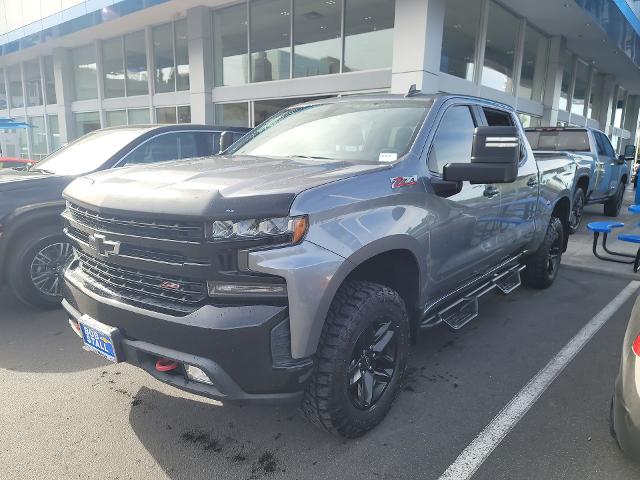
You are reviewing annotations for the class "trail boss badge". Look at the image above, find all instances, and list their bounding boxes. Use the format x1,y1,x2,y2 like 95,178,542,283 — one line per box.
390,175,418,189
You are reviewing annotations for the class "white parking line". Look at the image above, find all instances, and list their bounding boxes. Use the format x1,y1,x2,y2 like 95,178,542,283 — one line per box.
438,280,640,480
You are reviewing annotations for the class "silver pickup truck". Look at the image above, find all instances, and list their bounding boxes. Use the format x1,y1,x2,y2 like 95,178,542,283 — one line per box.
525,127,632,232
61,94,576,437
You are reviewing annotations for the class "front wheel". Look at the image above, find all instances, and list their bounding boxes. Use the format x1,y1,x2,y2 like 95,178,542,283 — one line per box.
604,182,625,217
568,188,585,234
522,217,564,289
301,281,410,438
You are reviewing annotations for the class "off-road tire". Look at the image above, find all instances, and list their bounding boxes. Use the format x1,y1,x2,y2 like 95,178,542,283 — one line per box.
604,182,625,217
522,217,563,289
301,281,410,438
7,223,71,310
568,188,585,234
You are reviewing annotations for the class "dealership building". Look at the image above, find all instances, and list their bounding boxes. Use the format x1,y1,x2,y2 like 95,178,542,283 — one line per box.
1,0,640,160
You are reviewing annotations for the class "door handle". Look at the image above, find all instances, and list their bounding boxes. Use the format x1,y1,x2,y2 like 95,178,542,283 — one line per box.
483,186,499,198
527,177,538,188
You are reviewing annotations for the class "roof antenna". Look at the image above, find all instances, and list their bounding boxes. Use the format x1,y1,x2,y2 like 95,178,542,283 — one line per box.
405,84,421,97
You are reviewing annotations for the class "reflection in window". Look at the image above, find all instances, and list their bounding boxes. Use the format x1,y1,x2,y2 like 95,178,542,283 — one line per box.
48,114,61,152
72,45,98,100
153,23,175,93
125,31,148,96
29,116,47,159
429,106,475,173
293,0,341,78
440,0,480,80
481,2,518,93
103,37,125,98
0,68,6,109
177,105,191,123
215,103,250,127
519,26,548,102
343,0,395,72
559,57,572,111
251,0,291,82
571,61,589,116
518,113,542,128
253,96,332,126
175,20,190,91
128,108,150,125
156,106,177,124
43,56,57,104
74,112,101,137
8,65,23,108
213,4,248,86
25,59,43,107
105,110,127,127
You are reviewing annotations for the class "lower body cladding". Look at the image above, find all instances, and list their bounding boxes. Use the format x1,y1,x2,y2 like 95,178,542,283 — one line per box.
62,268,313,405
612,340,640,460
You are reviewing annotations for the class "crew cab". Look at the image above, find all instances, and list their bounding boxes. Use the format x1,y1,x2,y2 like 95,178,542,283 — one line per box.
61,94,575,437
0,124,249,309
525,127,631,232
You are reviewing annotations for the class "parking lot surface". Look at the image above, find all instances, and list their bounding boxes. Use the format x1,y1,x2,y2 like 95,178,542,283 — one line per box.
3,245,640,480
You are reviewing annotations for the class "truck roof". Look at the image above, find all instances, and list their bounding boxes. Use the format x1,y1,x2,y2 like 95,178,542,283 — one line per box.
524,126,606,135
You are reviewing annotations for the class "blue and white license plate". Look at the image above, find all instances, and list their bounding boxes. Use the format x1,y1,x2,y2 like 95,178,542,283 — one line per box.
78,314,119,363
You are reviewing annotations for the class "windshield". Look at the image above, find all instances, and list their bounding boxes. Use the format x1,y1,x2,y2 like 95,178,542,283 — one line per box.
525,130,591,152
229,101,430,163
34,128,150,175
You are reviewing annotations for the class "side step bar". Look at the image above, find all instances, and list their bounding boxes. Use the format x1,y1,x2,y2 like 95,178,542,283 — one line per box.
420,264,526,331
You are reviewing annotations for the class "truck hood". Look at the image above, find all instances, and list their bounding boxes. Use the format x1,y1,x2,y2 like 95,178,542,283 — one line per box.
0,168,72,193
63,155,389,219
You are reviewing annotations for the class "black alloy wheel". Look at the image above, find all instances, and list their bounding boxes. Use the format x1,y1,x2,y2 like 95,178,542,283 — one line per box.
29,241,74,298
568,188,585,233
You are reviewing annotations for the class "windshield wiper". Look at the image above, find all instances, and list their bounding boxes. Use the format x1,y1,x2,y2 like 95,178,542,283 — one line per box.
290,155,334,160
28,167,55,175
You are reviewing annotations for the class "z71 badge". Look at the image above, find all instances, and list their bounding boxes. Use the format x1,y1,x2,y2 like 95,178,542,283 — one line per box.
390,175,418,189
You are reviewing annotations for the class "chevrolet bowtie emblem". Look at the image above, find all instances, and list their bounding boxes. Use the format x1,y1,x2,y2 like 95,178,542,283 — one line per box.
88,233,121,257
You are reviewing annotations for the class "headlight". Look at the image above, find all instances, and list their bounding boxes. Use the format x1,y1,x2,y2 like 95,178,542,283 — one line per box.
208,215,308,244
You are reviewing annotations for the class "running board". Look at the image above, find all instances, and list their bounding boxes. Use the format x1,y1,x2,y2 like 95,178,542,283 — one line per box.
420,264,526,331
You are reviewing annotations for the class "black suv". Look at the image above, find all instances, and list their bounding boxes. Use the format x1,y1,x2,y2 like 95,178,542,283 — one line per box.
0,124,249,309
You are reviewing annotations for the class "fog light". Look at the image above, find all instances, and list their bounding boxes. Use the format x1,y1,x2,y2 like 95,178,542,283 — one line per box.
207,281,287,298
185,365,214,385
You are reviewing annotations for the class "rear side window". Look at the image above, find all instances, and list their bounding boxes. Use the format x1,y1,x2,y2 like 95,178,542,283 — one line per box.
524,130,590,152
123,132,201,166
598,132,616,157
483,108,513,126
428,106,475,173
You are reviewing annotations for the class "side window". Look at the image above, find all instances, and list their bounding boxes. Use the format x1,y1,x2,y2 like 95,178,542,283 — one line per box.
595,132,607,155
428,106,475,173
483,108,514,127
122,132,200,166
602,134,616,157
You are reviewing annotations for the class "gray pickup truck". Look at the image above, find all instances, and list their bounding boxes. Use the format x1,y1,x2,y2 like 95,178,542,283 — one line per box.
61,94,575,437
525,127,632,232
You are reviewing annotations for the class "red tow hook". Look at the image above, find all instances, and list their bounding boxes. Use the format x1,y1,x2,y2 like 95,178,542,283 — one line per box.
155,358,179,372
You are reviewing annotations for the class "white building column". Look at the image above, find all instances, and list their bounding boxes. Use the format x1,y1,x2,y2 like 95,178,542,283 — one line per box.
187,6,214,125
390,0,445,94
596,75,616,133
541,36,564,126
622,95,640,150
52,47,74,144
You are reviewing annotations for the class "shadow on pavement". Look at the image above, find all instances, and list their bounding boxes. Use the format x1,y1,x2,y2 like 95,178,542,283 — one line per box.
0,288,107,373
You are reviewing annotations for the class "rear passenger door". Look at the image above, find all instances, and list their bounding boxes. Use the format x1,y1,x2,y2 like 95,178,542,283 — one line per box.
480,108,538,253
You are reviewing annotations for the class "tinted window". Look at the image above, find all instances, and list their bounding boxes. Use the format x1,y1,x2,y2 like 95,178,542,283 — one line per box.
123,132,200,166
525,130,590,152
429,106,475,173
600,133,616,157
595,133,606,155
484,108,513,126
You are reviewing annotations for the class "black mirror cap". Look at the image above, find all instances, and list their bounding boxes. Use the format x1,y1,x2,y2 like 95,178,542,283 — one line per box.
443,162,518,184
624,144,636,160
430,178,463,198
219,131,235,153
472,126,520,165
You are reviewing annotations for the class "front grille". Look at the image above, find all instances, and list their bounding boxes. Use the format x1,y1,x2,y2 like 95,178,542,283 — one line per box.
75,250,207,314
67,203,204,241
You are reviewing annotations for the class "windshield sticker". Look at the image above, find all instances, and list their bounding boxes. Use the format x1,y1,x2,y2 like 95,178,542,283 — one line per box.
391,176,418,189
379,152,398,162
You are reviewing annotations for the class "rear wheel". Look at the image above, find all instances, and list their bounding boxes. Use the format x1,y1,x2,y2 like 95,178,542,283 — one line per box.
522,217,563,289
7,224,73,309
301,281,410,438
568,188,585,234
604,182,625,217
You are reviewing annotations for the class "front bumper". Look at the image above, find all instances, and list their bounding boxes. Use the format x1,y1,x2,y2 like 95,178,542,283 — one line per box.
62,268,314,405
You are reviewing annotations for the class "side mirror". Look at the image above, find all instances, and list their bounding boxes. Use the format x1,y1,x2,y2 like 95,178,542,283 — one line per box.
219,131,235,154
443,126,519,184
624,144,636,161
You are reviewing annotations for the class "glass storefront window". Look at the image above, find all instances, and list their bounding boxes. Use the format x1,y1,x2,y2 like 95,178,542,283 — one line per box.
440,0,480,81
519,26,548,102
518,113,542,128
614,87,625,128
177,105,191,123
571,61,589,116
103,37,125,98
125,30,148,96
251,0,291,82
343,0,395,72
48,114,61,152
156,106,177,124
24,59,43,107
175,19,190,91
74,112,101,137
153,23,175,93
8,65,23,108
43,56,56,104
105,110,127,127
559,57,572,111
481,2,518,93
29,116,47,159
15,117,29,158
588,72,602,119
254,98,303,125
215,102,250,127
0,68,6,110
128,108,150,125
293,0,341,78
72,44,98,101
213,3,248,87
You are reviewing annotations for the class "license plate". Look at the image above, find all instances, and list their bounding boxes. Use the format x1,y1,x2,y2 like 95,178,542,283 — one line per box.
78,314,120,363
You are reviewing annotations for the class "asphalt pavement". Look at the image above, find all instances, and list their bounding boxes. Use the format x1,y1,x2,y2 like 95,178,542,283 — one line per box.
3,198,640,479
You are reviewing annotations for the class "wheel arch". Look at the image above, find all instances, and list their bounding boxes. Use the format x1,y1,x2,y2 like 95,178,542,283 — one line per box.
551,195,571,251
